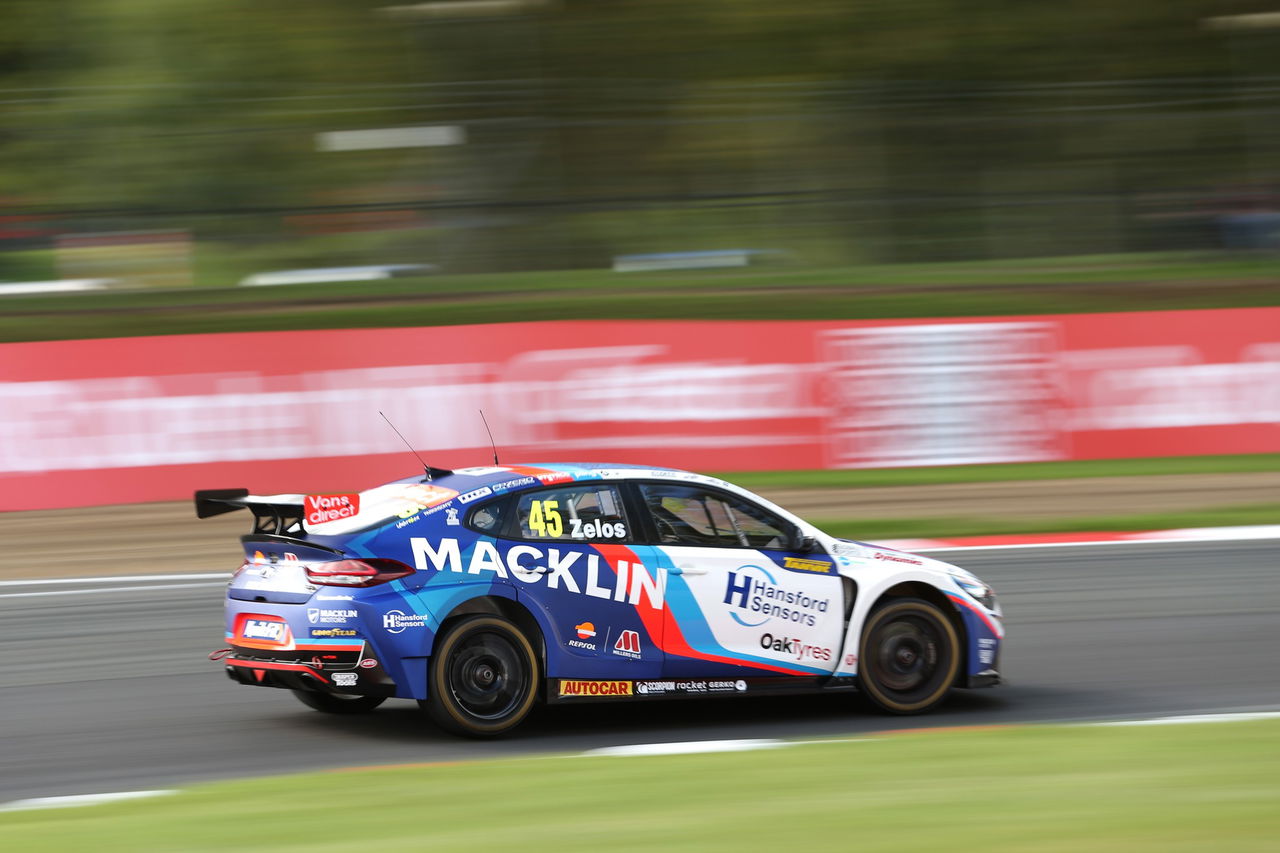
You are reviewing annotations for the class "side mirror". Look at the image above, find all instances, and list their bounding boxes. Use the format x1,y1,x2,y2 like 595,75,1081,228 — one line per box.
790,530,820,554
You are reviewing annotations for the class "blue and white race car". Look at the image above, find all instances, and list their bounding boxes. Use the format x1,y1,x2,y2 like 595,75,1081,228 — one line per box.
200,463,1002,736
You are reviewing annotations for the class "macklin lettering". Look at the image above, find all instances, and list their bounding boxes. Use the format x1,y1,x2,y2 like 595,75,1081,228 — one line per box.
410,538,667,609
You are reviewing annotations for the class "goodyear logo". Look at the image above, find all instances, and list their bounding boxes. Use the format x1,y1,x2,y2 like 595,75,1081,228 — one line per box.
558,680,633,697
783,557,833,573
310,628,357,638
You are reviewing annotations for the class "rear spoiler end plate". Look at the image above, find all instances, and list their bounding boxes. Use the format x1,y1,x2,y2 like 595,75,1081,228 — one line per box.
194,489,307,536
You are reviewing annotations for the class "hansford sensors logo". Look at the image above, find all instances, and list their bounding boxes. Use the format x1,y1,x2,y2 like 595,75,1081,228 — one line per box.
382,609,429,634
723,565,830,627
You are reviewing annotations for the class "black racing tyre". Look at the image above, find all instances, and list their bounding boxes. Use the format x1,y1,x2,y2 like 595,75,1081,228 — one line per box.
291,688,386,714
857,597,960,715
420,614,539,738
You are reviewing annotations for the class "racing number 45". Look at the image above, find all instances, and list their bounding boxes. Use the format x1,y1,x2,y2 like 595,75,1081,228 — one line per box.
528,500,564,538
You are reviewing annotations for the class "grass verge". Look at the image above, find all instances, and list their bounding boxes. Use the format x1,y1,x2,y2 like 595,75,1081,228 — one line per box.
3,719,1277,852
718,453,1280,490
2,250,1278,342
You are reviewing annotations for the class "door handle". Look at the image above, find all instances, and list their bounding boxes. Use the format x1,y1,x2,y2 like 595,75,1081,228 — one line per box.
671,565,708,576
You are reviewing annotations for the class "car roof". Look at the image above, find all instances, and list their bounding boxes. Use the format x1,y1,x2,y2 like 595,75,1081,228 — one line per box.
325,461,810,537
388,462,709,492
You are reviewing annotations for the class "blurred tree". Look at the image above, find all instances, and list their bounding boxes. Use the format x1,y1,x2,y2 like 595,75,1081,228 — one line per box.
1,0,1272,268
2,1,421,222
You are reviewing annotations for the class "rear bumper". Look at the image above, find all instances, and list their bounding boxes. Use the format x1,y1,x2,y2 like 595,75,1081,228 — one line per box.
222,648,398,697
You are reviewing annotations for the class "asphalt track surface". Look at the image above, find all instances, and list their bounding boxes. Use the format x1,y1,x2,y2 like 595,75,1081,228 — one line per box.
2,539,1277,803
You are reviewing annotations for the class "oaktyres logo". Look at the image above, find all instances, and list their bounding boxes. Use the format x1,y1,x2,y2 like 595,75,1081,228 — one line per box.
723,565,830,628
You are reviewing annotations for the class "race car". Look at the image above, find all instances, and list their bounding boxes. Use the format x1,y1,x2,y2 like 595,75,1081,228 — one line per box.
200,462,1002,736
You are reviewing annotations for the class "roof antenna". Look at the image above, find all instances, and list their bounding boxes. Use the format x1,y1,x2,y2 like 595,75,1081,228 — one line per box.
478,409,501,466
380,410,436,481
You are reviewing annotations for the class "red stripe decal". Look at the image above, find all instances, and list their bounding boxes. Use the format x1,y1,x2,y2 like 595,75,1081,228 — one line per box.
593,543,815,676
946,593,1004,639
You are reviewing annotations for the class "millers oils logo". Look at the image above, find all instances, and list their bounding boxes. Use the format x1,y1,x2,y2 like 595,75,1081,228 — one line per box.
612,630,642,659
558,680,633,697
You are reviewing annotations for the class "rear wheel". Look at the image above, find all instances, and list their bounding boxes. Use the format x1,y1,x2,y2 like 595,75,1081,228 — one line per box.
421,615,539,737
857,598,960,714
291,689,386,714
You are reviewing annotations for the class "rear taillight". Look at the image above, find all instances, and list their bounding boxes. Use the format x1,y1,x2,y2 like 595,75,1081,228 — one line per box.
233,550,269,578
305,558,415,587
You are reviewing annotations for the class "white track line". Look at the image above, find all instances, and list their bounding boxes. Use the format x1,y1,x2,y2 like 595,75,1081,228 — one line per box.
0,582,228,600
1088,711,1280,727
4,528,1277,589
0,573,226,587
583,713,1280,759
585,738,789,757
916,533,1280,553
4,712,1274,810
0,790,176,813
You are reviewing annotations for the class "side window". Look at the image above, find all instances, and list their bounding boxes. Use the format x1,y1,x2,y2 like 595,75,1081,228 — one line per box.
638,483,791,550
513,485,632,543
467,499,507,534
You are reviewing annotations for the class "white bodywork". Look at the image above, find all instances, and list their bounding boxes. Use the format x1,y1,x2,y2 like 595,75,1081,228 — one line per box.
597,467,1004,678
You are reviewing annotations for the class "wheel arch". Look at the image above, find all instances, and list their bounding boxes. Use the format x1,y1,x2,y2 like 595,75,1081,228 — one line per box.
434,595,547,674
867,581,968,687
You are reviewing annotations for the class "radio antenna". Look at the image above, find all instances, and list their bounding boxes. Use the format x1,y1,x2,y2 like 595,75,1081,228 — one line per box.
478,409,500,466
380,411,435,481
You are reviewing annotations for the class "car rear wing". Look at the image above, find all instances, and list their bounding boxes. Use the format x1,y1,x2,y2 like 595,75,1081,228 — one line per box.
194,488,307,536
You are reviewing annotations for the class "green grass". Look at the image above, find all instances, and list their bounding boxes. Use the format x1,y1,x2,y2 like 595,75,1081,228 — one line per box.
814,503,1280,541
2,250,1278,342
721,455,1280,539
718,453,1280,490
4,719,1278,851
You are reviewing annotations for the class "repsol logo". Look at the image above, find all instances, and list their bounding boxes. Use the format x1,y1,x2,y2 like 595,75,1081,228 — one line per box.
409,538,667,609
759,632,833,663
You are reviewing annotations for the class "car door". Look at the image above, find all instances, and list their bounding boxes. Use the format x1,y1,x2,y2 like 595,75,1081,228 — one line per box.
633,482,844,679
495,482,664,680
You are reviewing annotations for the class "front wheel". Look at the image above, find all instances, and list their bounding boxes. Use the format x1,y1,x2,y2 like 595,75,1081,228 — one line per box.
857,598,960,714
291,689,386,714
421,615,539,737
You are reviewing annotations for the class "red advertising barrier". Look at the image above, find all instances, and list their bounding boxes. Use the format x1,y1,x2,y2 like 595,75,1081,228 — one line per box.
2,309,1277,511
